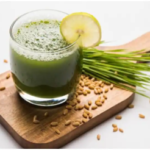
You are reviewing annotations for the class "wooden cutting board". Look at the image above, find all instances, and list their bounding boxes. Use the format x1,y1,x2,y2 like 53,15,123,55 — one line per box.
0,32,150,148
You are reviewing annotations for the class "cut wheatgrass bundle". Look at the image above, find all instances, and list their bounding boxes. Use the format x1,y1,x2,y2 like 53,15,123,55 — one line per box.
60,12,150,98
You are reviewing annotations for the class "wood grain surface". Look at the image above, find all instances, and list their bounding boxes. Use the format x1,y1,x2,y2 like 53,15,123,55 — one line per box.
1,32,150,148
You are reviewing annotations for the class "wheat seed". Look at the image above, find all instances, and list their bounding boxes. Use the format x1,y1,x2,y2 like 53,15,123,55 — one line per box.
66,105,72,110
82,118,88,123
84,110,90,115
89,85,94,90
119,128,124,133
110,84,114,90
101,83,104,87
0,87,5,91
72,122,80,127
78,105,84,110
115,115,122,120
128,104,134,108
103,94,107,99
84,104,89,110
89,113,93,119
65,120,71,126
86,89,91,94
83,90,87,96
4,59,8,63
95,101,102,106
112,124,117,128
63,109,69,115
54,128,61,134
94,88,98,94
97,134,100,140
83,112,88,118
91,105,97,110
70,101,77,106
50,122,58,127
44,112,48,117
104,88,109,93
6,74,10,79
77,98,80,103
33,115,40,124
101,99,105,103
139,114,145,119
77,90,83,95
113,127,118,132
88,100,92,105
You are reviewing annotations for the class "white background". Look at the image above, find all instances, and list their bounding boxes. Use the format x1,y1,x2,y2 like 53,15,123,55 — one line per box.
0,0,150,149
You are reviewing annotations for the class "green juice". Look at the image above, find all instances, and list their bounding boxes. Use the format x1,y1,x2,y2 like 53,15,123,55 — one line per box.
10,20,82,98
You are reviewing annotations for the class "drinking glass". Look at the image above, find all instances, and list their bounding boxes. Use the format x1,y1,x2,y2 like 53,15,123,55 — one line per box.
9,9,82,107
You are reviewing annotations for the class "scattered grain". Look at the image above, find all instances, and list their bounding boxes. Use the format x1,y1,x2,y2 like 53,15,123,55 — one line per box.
95,101,102,106
115,115,122,120
101,83,104,87
77,98,80,103
89,113,93,119
70,101,77,106
89,85,94,90
86,89,91,94
119,128,124,133
33,115,40,124
128,104,134,108
0,87,5,91
91,77,95,81
54,128,61,134
104,88,109,93
82,118,88,123
50,122,58,127
83,112,88,118
4,59,8,63
139,114,145,119
112,124,117,128
103,94,107,99
78,105,84,110
66,105,72,110
44,112,48,117
113,127,118,132
88,100,92,106
65,120,71,126
98,81,102,86
91,105,97,110
85,82,90,86
84,110,90,115
110,84,114,90
101,99,105,103
83,90,87,96
72,122,80,127
98,88,102,94
79,86,83,91
97,134,100,140
77,90,83,95
6,74,10,79
63,109,69,115
94,88,98,94
84,104,89,110
81,82,84,87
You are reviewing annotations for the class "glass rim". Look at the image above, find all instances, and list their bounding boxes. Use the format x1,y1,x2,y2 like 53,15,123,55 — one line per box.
9,9,79,54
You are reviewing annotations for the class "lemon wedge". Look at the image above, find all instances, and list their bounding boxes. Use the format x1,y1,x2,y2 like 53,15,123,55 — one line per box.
60,12,101,48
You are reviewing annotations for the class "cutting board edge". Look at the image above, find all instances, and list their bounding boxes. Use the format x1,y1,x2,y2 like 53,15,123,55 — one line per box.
0,93,134,148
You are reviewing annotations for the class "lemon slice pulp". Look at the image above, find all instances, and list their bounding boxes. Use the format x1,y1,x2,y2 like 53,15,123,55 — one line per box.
60,12,101,48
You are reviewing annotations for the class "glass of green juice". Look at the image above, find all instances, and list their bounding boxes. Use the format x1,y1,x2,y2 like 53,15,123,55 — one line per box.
9,10,82,107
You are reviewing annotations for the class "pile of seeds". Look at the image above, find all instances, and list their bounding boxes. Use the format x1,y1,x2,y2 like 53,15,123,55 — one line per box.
29,74,145,136
0,70,147,140
112,124,123,133
41,74,114,134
